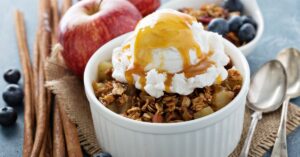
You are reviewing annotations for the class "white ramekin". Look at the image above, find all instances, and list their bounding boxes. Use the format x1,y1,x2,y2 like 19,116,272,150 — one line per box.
160,0,264,56
84,32,250,157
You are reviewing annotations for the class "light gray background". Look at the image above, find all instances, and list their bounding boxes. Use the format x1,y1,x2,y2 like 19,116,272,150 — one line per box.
0,0,300,156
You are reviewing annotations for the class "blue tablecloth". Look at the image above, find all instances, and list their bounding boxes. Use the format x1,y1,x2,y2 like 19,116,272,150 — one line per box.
0,0,299,156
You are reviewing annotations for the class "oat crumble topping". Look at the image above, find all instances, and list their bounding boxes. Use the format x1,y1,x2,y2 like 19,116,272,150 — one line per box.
93,62,243,123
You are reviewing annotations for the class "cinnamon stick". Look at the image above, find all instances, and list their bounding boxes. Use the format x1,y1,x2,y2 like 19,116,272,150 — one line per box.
38,92,52,157
53,99,66,157
39,126,52,157
59,103,83,157
31,50,48,157
51,1,67,156
33,32,40,116
61,0,72,15
31,0,52,156
51,0,60,44
14,10,35,157
45,126,53,157
38,134,47,157
47,129,53,157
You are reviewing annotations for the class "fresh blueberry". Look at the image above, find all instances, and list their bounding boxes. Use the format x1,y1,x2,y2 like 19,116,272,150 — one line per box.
222,0,244,12
3,84,24,106
241,16,257,28
238,23,256,42
207,18,229,36
0,106,17,126
228,16,243,32
4,69,21,84
93,152,112,157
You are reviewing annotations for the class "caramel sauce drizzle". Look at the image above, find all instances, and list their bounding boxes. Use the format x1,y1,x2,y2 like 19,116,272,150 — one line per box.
125,12,215,92
183,55,214,78
122,43,130,51
165,73,174,93
139,74,146,90
215,75,222,84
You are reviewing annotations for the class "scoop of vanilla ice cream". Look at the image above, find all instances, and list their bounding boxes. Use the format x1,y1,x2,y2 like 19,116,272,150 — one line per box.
112,9,230,98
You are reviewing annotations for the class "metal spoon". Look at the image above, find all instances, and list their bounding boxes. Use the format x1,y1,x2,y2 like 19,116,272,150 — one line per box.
240,60,287,157
271,48,300,157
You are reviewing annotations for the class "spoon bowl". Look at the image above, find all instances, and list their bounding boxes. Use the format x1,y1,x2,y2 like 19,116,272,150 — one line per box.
240,60,287,157
247,60,287,113
271,48,300,157
277,48,300,98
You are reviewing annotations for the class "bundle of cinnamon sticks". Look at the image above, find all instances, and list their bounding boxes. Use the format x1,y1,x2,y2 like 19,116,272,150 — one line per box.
14,0,83,157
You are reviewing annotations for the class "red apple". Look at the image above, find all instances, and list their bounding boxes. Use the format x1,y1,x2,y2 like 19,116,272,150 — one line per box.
128,0,161,16
59,0,142,77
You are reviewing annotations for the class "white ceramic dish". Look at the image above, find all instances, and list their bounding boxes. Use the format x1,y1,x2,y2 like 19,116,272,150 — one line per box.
84,32,250,157
161,0,264,56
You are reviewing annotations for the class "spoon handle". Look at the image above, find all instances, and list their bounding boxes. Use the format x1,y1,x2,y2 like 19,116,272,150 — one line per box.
239,111,262,157
271,97,290,157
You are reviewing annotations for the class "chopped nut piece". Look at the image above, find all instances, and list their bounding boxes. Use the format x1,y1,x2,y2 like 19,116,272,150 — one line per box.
102,94,115,104
166,101,176,112
181,96,191,108
223,69,243,93
147,102,156,113
118,94,128,105
117,94,131,114
142,112,153,122
126,107,141,120
155,103,163,113
112,82,126,95
163,96,178,112
204,87,213,102
192,94,207,111
141,99,154,112
93,81,112,96
127,107,141,113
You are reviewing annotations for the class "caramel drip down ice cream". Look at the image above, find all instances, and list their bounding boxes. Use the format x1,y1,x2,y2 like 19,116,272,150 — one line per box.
112,9,229,98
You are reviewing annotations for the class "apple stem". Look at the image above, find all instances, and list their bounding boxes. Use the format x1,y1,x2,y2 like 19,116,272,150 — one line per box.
97,0,103,12
97,0,103,6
